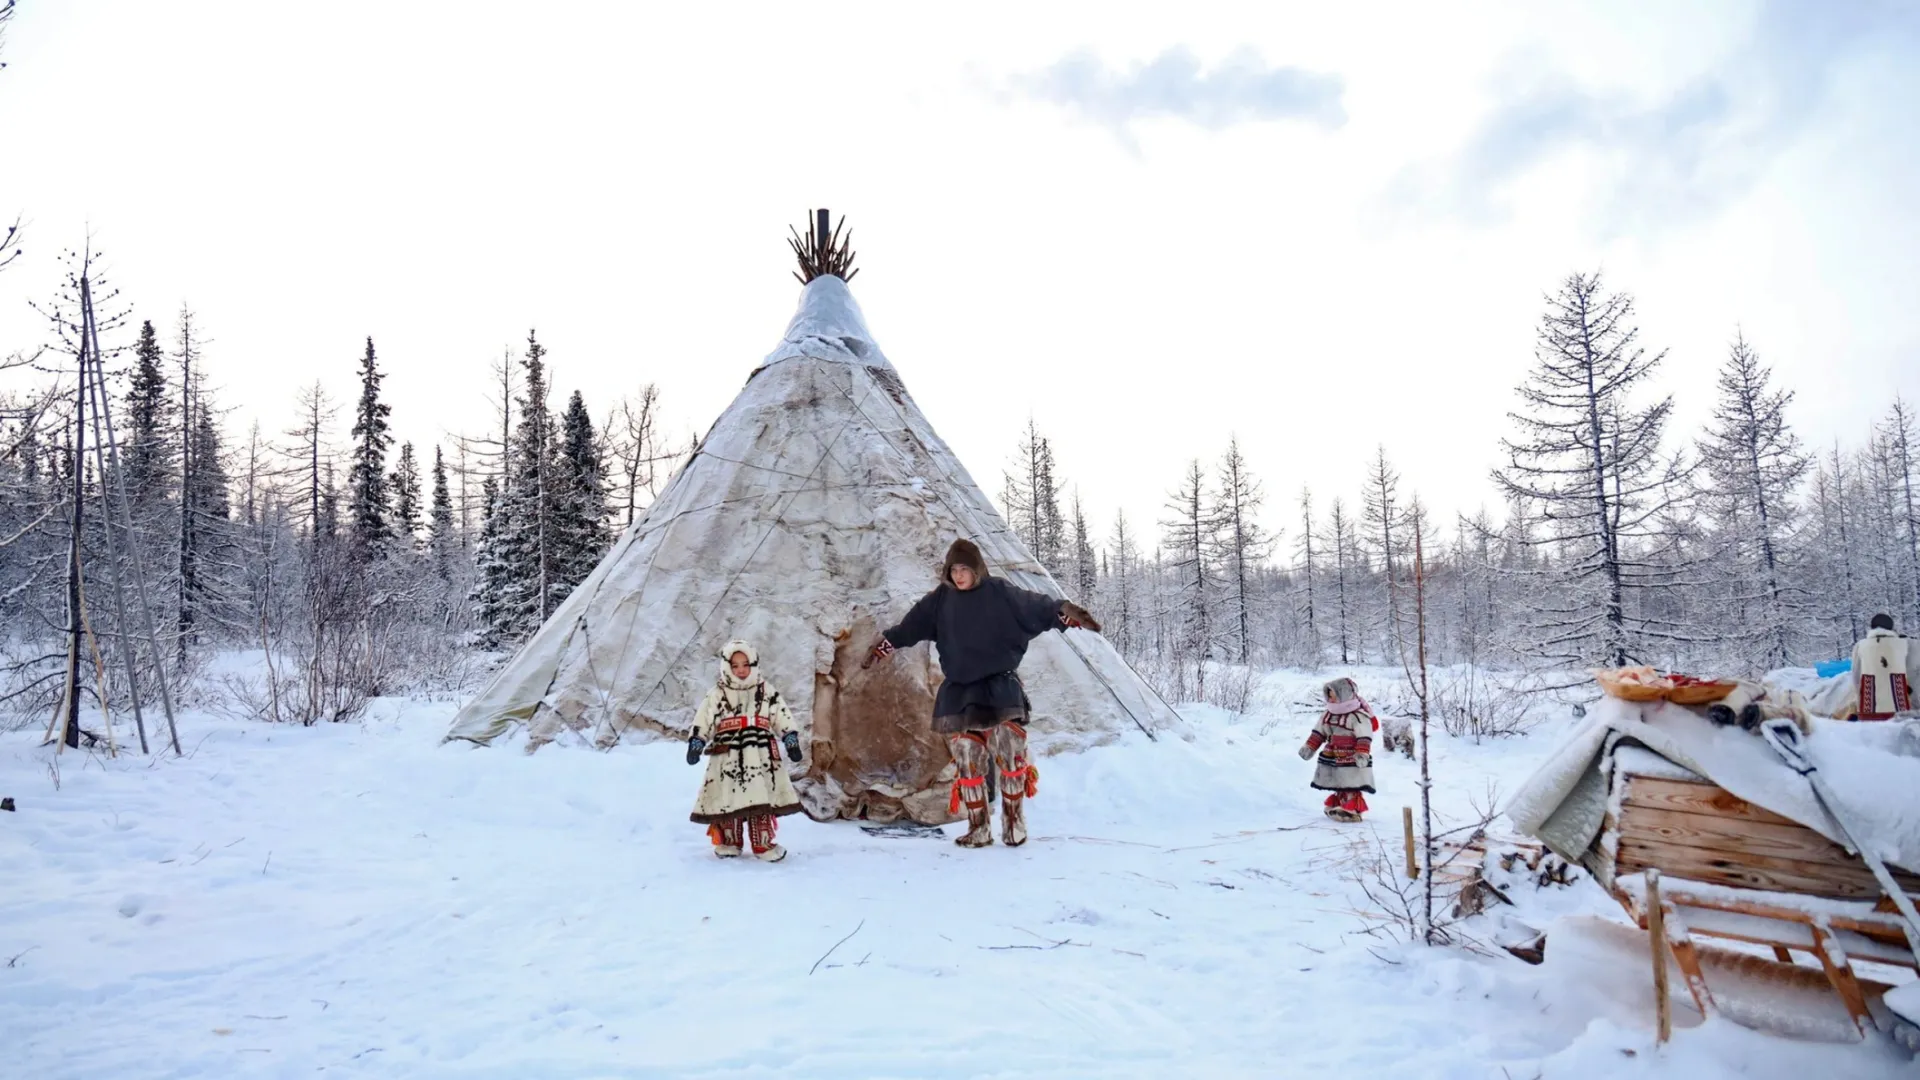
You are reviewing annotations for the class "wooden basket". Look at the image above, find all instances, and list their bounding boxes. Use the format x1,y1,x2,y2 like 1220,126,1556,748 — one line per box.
1667,680,1738,706
1594,670,1673,702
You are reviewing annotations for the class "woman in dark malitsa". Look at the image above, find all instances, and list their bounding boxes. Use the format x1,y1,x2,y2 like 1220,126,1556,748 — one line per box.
864,538,1101,848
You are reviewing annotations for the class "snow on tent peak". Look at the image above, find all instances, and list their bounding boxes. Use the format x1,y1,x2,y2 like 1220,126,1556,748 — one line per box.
755,273,894,375
444,211,1181,826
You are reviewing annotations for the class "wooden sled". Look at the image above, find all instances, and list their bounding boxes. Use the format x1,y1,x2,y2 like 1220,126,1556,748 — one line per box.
1598,771,1920,1043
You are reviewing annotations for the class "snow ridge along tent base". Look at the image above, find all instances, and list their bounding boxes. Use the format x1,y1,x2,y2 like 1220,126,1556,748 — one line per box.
446,212,1180,824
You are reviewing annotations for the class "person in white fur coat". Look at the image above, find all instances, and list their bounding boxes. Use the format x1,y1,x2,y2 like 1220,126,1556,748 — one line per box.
1852,613,1918,721
685,640,804,861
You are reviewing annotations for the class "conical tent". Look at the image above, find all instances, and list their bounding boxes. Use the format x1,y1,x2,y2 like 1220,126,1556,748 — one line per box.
446,232,1180,824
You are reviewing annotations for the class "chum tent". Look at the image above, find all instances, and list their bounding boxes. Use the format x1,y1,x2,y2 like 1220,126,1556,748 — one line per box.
445,212,1181,825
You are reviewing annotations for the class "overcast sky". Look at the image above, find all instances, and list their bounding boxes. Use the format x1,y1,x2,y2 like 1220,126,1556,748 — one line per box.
2,2,1916,548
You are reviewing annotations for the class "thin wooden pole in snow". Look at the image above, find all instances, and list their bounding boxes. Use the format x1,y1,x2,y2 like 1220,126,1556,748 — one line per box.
60,275,91,750
1646,869,1673,1045
1413,515,1435,943
86,277,182,754
1402,805,1418,879
82,292,150,754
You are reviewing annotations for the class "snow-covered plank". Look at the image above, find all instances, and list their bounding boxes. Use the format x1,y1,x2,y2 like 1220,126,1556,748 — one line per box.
1616,838,1901,900
1620,775,1802,828
1620,805,1902,874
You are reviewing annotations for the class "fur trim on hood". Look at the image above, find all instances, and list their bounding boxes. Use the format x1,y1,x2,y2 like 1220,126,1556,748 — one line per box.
942,538,991,586
717,639,762,689
1322,677,1369,715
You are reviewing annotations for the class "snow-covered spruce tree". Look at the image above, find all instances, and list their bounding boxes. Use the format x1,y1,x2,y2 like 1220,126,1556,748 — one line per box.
388,441,423,552
553,389,610,599
172,306,237,662
1038,439,1064,576
187,410,233,547
469,475,511,646
1069,492,1097,604
347,336,392,563
123,318,174,507
1696,333,1810,670
429,444,456,577
1160,458,1216,697
1002,417,1064,577
0,395,61,644
1493,273,1692,669
319,462,340,540
1209,436,1270,665
491,330,561,641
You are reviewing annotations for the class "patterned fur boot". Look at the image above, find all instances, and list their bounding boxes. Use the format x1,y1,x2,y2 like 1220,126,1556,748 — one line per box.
1000,784,1027,847
949,732,995,848
748,815,786,862
709,820,743,857
1325,791,1368,823
990,722,1032,848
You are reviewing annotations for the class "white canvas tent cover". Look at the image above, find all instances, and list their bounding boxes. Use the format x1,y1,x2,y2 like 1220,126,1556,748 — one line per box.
445,274,1181,824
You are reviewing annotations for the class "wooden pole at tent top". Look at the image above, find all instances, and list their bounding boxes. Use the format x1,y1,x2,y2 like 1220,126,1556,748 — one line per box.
787,209,858,284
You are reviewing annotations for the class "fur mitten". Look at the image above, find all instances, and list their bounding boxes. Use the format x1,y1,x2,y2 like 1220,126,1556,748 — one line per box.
1061,601,1103,633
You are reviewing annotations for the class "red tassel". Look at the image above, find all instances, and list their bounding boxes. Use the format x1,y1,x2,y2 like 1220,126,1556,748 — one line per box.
951,774,986,813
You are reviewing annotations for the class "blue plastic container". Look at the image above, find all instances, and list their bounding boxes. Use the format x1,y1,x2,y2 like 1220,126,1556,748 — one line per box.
1814,658,1851,679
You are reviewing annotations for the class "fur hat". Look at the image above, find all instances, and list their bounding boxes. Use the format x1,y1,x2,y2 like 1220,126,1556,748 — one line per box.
1322,677,1368,715
942,538,990,586
1871,613,1896,632
717,639,762,688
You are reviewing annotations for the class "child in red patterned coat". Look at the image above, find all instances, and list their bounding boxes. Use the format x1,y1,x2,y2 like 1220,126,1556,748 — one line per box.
1299,677,1378,822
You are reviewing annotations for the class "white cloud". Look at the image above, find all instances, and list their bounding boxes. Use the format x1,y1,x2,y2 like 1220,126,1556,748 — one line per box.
1010,45,1345,150
1389,1,1920,233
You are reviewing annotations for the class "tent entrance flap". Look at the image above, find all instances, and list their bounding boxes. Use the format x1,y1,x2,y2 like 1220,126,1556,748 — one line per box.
803,613,955,826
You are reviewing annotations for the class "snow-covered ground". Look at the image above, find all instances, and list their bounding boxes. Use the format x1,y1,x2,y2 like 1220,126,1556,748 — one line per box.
3,666,1914,1078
